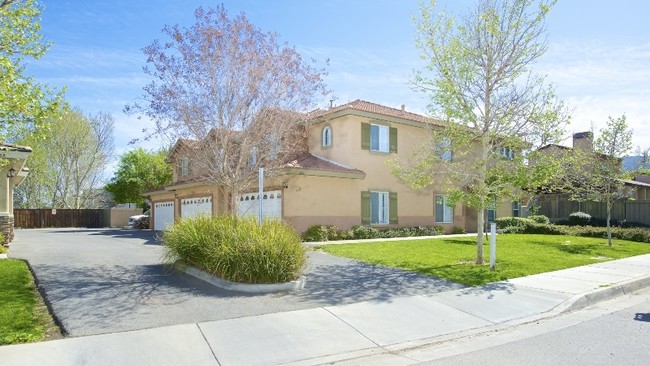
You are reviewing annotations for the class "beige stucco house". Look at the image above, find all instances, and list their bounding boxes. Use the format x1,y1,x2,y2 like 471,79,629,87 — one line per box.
147,100,519,233
1,143,32,245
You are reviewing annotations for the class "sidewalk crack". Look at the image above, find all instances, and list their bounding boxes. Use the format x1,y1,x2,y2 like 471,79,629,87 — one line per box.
196,323,221,365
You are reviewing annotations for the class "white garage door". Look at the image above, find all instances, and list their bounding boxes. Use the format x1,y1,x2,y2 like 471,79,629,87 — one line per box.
237,190,282,220
154,201,175,231
181,196,212,219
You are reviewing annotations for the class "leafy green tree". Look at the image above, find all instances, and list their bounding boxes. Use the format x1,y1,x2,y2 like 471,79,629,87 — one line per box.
14,107,114,208
105,148,173,209
391,0,568,264
0,0,64,143
560,116,633,246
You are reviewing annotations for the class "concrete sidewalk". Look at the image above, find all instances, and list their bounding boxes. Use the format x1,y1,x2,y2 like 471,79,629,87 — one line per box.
1,254,649,366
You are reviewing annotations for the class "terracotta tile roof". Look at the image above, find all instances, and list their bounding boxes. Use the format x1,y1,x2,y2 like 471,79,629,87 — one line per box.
305,99,444,126
283,153,365,176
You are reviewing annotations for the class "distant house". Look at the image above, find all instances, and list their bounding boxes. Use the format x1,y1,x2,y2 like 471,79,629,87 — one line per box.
535,132,650,225
146,99,519,233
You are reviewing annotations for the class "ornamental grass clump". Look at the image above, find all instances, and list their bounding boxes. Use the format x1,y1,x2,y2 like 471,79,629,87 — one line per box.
163,216,306,284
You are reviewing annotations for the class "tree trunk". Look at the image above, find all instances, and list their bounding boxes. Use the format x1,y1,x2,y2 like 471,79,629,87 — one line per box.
606,199,613,246
476,208,485,264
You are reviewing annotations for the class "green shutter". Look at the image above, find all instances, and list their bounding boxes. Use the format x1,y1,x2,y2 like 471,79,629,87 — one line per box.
361,191,371,224
361,123,370,150
389,127,398,153
389,192,398,224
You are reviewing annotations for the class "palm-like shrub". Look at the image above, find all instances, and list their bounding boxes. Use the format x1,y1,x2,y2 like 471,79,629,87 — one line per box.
163,216,306,284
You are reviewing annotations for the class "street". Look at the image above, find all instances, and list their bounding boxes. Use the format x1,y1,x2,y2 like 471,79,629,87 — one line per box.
415,287,650,366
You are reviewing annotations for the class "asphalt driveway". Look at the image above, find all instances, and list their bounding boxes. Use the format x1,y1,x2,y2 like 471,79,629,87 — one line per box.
9,229,464,337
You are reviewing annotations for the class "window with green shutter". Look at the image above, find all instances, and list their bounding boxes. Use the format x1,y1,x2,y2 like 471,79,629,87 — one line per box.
389,192,398,224
362,190,396,225
361,191,371,224
361,123,370,150
361,123,398,153
389,127,398,153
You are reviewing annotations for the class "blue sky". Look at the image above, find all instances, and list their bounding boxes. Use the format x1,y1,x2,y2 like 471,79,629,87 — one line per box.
28,0,650,172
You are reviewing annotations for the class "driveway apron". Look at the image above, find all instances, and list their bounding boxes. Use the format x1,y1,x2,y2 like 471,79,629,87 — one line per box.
9,229,463,336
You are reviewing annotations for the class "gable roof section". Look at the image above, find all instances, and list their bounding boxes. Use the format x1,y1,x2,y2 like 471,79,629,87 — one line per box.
305,99,444,128
283,153,365,179
166,138,200,163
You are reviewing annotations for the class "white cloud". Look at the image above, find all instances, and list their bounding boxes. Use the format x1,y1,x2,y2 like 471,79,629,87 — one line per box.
539,40,650,149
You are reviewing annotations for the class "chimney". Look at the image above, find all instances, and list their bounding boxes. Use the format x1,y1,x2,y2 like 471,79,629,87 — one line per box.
572,131,593,151
329,99,334,109
400,104,405,113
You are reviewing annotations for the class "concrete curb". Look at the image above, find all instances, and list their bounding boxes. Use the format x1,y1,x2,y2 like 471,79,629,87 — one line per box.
175,261,306,293
0,253,7,259
560,274,650,313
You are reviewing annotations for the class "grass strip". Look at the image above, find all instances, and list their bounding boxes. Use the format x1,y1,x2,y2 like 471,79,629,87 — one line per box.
321,234,650,286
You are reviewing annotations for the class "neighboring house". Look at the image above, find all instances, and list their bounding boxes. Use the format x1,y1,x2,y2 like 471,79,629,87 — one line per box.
146,100,517,233
1,143,32,245
535,132,650,225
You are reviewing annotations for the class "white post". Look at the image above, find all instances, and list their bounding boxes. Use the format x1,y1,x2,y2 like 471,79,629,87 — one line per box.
258,168,264,225
490,222,496,271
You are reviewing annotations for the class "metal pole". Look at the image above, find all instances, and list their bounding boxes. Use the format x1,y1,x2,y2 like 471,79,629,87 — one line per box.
258,168,264,225
490,222,496,271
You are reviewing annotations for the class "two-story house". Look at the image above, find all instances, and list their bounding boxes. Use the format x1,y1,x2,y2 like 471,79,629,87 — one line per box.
147,99,519,233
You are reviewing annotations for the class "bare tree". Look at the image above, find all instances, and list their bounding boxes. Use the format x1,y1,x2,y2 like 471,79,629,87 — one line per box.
126,5,327,212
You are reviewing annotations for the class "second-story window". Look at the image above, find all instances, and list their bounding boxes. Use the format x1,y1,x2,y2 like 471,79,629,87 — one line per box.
361,122,397,153
436,137,453,162
180,157,189,176
322,125,332,148
499,147,515,160
370,124,389,153
248,147,257,166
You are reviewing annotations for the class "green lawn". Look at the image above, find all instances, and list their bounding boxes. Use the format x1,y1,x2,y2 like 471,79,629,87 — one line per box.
0,259,54,345
320,234,650,286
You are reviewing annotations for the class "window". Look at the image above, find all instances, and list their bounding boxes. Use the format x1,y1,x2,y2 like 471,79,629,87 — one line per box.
512,201,521,217
499,147,515,160
361,191,397,225
487,203,496,223
370,124,389,152
371,191,389,224
248,147,257,166
361,123,397,153
435,195,454,223
322,125,332,148
436,137,453,162
180,157,189,176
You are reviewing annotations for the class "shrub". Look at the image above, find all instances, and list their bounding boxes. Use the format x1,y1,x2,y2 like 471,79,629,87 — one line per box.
163,216,306,284
568,212,591,226
527,215,550,224
452,226,466,234
133,216,150,230
519,222,569,235
347,225,381,239
494,217,533,229
502,226,524,234
302,225,337,241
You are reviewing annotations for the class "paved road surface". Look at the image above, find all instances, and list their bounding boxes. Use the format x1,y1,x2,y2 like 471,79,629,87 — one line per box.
418,287,650,366
9,228,463,336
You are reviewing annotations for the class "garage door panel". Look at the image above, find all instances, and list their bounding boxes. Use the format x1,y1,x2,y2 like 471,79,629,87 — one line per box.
181,196,212,219
237,190,281,219
154,202,175,231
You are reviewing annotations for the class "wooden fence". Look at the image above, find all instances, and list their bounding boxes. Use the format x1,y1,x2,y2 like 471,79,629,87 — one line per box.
537,194,650,226
14,209,109,229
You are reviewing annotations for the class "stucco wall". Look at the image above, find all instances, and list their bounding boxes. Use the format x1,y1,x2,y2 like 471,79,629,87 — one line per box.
110,208,143,227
